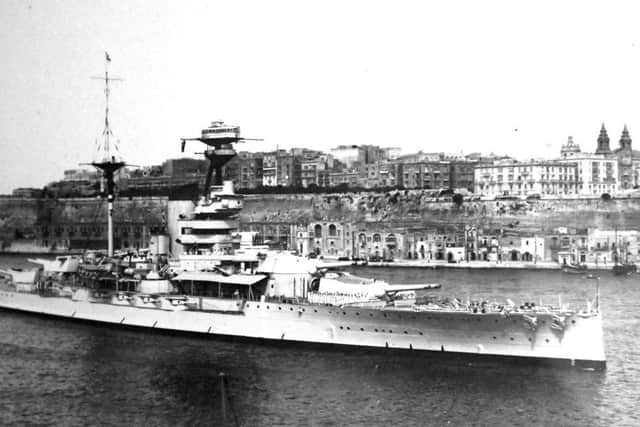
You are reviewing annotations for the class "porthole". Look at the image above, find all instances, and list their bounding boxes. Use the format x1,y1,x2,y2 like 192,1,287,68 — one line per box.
528,337,532,342
571,320,576,324
545,338,550,343
369,313,373,317
246,304,250,308
302,308,305,312
389,330,393,333
346,326,351,330
492,336,496,340
510,337,514,341
343,311,346,315
339,326,344,330
314,309,318,313
278,307,282,310
290,307,293,311
404,331,408,334
360,328,364,331
374,328,379,332
257,305,260,309
419,332,423,336
266,306,270,309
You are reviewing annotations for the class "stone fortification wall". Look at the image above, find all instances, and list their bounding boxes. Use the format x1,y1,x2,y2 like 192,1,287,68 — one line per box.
241,192,640,233
31,197,168,225
0,198,40,241
2,193,640,253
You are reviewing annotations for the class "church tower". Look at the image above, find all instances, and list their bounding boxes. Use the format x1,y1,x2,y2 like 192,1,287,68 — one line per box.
595,123,611,155
619,124,632,151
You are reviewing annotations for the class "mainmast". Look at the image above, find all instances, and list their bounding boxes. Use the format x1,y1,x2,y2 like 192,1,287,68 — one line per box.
87,52,126,257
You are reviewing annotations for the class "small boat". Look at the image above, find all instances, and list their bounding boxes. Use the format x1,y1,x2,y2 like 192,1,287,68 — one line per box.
562,263,588,274
612,262,637,276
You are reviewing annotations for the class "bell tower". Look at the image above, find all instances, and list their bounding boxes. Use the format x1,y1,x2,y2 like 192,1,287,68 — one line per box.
595,123,611,155
619,124,632,151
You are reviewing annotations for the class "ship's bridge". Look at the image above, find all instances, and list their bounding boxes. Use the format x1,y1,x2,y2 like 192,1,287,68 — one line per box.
200,121,241,143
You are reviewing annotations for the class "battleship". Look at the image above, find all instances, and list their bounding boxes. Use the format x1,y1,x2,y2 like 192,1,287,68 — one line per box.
0,59,606,370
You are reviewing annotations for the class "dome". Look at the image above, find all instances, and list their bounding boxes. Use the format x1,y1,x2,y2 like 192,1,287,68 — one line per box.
560,136,581,157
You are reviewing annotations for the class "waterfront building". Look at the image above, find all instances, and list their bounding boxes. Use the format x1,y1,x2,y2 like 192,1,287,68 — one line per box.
404,231,465,261
474,160,578,197
38,220,165,252
587,228,640,265
545,228,589,265
476,233,501,262
353,229,404,260
405,231,438,260
309,222,355,258
498,235,544,262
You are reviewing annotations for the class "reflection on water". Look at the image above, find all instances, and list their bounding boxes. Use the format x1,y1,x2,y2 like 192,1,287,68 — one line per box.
0,256,638,426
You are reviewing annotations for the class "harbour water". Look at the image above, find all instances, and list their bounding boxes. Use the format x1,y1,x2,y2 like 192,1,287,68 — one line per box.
0,255,638,426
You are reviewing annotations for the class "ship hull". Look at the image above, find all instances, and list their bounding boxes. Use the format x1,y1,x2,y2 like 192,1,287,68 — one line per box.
0,290,606,370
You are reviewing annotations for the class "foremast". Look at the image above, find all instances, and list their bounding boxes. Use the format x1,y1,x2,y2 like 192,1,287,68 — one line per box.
85,52,127,257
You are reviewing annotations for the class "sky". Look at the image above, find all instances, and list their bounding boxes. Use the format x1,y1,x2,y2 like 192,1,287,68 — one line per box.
1,0,640,193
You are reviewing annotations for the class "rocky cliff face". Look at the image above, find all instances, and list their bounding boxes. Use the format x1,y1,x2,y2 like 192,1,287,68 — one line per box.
241,192,640,233
2,193,638,250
